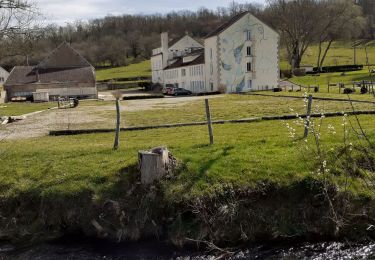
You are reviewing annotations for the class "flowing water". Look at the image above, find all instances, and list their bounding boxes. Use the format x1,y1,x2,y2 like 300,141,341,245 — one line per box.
1,238,375,259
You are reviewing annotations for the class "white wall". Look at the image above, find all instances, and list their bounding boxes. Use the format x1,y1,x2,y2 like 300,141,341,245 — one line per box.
151,54,164,84
204,36,219,92
164,63,206,93
0,67,9,85
214,13,279,93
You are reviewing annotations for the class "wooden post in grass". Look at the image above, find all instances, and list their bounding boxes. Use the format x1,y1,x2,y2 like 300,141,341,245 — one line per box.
303,94,313,139
205,99,214,145
112,91,122,150
328,85,330,93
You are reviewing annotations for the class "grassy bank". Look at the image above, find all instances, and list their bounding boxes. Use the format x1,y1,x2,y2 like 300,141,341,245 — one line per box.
280,41,375,70
289,69,375,87
1,113,375,244
96,60,151,81
0,102,56,116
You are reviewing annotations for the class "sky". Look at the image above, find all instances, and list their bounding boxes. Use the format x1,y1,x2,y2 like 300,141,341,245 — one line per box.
35,0,267,25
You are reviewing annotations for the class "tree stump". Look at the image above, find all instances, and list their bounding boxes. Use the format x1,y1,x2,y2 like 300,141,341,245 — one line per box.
138,147,170,185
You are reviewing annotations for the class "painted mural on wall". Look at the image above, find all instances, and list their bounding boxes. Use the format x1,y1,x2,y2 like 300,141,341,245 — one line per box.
219,15,267,93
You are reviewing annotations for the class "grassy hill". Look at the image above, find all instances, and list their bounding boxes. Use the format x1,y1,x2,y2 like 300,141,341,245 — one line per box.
94,41,374,84
280,41,375,70
96,60,151,82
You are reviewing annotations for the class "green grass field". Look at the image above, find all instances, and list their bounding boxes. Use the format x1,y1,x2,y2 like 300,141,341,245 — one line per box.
0,102,56,116
96,60,151,81
1,114,374,200
120,95,375,127
289,69,375,87
280,41,375,70
1,94,375,199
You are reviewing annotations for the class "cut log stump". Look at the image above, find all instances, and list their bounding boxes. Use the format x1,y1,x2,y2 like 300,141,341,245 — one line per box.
138,147,170,185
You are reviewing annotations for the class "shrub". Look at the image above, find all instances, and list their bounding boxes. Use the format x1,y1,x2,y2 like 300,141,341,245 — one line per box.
293,68,306,76
280,69,292,79
138,82,152,90
361,86,368,94
312,64,363,74
218,84,226,94
343,88,355,94
314,86,319,93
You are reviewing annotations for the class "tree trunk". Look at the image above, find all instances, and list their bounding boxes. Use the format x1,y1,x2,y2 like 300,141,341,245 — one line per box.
113,98,121,150
317,40,323,71
319,40,333,72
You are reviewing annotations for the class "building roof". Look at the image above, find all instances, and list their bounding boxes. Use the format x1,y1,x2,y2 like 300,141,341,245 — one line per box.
205,11,250,39
168,36,184,48
37,42,92,69
5,66,95,86
205,11,278,39
4,42,95,86
164,54,205,70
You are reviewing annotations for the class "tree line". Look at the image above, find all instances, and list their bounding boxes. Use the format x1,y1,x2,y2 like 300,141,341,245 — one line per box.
0,0,373,71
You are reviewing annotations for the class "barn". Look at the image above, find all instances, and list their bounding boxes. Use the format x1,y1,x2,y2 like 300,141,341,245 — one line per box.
3,42,97,102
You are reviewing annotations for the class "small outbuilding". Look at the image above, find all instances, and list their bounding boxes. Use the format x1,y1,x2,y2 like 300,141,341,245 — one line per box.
3,42,97,102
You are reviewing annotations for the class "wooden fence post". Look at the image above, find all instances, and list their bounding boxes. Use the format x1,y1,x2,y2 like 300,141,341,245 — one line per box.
113,97,121,150
304,94,313,139
205,99,214,145
328,85,330,93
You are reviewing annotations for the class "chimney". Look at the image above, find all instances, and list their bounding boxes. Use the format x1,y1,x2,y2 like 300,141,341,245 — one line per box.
161,32,169,69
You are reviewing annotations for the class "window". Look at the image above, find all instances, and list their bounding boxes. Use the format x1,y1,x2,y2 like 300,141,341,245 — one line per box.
247,62,252,72
248,80,252,89
210,83,214,91
210,48,213,59
182,69,186,77
210,64,213,75
245,30,251,41
247,46,251,56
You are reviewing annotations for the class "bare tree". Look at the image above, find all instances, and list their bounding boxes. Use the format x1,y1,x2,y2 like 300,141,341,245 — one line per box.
265,0,322,70
315,0,365,71
0,0,42,61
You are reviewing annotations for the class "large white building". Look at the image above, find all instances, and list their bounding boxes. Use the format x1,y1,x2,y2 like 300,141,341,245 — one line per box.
151,11,279,93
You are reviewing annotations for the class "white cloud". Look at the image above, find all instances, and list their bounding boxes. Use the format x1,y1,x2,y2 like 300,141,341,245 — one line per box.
34,0,266,25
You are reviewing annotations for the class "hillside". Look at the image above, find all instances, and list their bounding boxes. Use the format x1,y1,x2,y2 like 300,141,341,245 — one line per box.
280,41,375,70
96,60,151,82
94,41,375,83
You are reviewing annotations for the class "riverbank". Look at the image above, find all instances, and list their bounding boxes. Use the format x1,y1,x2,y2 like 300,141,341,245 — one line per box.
2,237,375,259
0,115,375,248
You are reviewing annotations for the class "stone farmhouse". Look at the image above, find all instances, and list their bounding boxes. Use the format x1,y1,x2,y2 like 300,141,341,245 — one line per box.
4,42,97,102
151,11,279,93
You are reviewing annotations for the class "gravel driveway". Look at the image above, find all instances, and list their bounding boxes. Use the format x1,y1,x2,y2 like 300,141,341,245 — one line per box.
0,95,223,140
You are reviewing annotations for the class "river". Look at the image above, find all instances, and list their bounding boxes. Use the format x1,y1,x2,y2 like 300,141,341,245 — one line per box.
1,238,375,259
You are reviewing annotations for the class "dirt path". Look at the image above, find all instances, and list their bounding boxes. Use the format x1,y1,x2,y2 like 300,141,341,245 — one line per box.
0,95,224,140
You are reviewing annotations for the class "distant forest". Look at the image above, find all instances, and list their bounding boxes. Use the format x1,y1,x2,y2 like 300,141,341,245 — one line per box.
0,0,374,69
